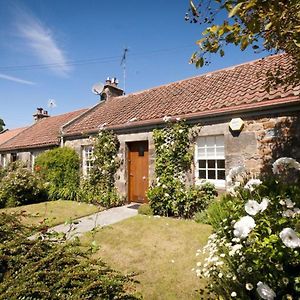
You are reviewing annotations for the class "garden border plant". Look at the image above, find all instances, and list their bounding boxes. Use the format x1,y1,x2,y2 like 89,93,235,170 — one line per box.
147,117,217,218
195,157,300,299
0,161,46,208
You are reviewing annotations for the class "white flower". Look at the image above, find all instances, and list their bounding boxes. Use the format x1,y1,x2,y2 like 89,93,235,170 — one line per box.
245,198,269,215
282,277,289,285
231,292,237,297
218,272,223,278
229,244,243,256
226,166,246,185
233,216,256,239
246,283,253,291
279,199,285,205
244,179,262,192
163,115,172,122
279,228,300,248
260,197,269,212
282,209,295,218
245,200,261,215
256,282,276,300
272,157,300,174
285,198,295,208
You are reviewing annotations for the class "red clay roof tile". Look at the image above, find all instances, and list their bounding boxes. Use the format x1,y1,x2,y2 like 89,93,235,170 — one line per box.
62,54,300,136
0,127,28,146
0,109,87,151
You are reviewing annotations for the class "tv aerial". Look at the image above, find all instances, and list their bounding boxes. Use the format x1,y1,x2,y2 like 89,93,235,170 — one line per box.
47,99,56,109
91,82,104,95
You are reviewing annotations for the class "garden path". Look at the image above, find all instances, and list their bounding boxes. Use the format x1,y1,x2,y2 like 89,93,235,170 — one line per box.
47,203,139,240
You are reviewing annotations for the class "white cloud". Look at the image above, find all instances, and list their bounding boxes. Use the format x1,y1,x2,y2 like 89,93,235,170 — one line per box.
0,73,35,85
14,9,71,76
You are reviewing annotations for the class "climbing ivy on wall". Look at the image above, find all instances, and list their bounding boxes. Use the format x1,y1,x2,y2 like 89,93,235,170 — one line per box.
80,130,123,207
154,121,192,180
148,119,216,218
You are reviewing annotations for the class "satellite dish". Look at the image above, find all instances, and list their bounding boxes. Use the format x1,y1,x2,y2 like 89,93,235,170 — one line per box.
92,82,104,95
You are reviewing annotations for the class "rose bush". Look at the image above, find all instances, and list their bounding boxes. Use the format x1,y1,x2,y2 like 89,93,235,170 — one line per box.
196,157,300,299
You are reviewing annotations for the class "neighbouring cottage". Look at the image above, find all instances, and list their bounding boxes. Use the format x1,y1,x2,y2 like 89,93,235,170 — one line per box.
1,54,299,203
0,108,86,169
0,127,28,166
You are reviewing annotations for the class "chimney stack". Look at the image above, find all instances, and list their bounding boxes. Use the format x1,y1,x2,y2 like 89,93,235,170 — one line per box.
33,107,50,122
101,77,123,101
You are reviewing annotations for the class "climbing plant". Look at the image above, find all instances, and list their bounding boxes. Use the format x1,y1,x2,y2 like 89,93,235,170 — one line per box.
148,119,217,218
80,130,123,207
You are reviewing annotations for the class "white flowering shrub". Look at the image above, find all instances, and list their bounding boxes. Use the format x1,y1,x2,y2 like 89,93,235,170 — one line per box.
196,157,300,299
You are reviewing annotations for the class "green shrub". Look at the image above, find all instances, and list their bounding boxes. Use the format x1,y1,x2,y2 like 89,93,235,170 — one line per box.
35,147,80,200
195,159,300,299
194,210,208,224
148,180,217,218
0,164,46,208
0,213,138,299
79,179,124,207
138,203,153,215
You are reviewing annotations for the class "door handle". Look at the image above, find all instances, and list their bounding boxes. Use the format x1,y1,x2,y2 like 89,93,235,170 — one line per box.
142,176,146,180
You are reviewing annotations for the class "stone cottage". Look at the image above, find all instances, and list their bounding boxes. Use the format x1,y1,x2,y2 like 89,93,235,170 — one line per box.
60,54,300,203
0,108,86,169
0,127,28,167
1,54,299,203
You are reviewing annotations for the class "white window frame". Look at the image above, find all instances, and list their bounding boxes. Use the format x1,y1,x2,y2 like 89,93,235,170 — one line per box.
195,135,225,188
82,146,94,176
0,154,7,168
31,151,42,171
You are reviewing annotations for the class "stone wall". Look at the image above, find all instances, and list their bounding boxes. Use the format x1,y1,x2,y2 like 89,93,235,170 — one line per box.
64,132,155,200
190,111,300,185
243,113,300,175
0,150,44,169
63,111,300,197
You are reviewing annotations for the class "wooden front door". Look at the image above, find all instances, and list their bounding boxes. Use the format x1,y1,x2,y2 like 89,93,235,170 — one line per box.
128,141,149,203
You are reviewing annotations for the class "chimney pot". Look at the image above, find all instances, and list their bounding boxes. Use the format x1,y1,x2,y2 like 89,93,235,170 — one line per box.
33,107,50,122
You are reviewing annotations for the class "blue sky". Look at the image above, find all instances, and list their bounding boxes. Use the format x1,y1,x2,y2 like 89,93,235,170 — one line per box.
0,0,266,129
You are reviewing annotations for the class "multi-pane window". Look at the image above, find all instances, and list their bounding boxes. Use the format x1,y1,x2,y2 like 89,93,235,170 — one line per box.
82,146,94,176
195,135,225,187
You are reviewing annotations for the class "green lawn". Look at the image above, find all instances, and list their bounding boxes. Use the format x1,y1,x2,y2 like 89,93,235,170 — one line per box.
81,215,211,300
0,200,101,226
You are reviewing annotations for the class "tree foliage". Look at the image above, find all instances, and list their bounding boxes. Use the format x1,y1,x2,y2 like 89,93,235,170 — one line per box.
0,118,5,132
187,0,300,86
0,213,137,299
